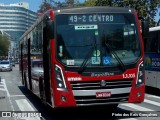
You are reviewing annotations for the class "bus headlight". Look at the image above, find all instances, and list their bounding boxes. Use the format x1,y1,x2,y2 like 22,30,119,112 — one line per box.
136,61,144,87
55,64,67,90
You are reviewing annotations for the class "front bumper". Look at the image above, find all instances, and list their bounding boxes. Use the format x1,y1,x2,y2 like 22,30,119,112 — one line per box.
0,68,12,71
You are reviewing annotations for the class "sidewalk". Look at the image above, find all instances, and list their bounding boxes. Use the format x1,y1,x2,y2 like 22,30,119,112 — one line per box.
0,79,9,111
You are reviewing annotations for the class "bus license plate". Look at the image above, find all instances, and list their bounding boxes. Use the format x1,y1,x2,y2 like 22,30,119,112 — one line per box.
96,92,111,98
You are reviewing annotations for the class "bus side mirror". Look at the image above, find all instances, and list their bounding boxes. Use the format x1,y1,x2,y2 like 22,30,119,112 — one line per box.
46,19,54,39
141,20,149,39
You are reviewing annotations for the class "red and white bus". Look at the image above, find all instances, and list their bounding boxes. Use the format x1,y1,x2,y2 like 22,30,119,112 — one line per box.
19,7,147,108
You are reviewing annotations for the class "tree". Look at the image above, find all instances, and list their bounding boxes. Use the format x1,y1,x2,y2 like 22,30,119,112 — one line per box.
38,0,159,26
66,0,74,7
81,0,159,27
112,0,159,27
95,0,112,6
83,0,96,6
0,35,10,56
38,1,53,13
148,0,160,26
38,0,69,12
56,1,64,8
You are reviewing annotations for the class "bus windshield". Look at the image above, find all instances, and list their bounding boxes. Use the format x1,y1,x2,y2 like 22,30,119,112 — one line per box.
56,14,141,67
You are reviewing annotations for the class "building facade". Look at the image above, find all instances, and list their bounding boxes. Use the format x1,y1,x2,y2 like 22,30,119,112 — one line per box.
0,2,37,58
0,2,37,41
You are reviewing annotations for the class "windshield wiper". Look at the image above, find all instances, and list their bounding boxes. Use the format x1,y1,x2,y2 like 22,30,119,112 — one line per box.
104,40,126,72
78,37,97,74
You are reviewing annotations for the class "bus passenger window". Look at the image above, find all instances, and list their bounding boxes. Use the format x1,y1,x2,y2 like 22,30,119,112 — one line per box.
146,31,158,53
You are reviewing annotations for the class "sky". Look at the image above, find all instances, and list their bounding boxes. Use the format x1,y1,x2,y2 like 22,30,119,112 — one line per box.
155,8,160,22
0,0,42,12
0,0,84,12
0,0,159,22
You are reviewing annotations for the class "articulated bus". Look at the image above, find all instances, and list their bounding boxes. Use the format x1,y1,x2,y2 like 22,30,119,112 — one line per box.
145,26,160,89
19,7,147,108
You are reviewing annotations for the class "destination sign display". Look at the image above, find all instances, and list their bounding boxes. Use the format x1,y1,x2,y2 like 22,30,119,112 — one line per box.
68,14,125,24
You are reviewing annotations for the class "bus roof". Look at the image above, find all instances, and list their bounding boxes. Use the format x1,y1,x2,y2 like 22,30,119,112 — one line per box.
149,26,160,32
54,6,135,15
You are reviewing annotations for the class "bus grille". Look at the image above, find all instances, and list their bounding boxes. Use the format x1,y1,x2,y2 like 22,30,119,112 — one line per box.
70,79,132,106
71,79,132,90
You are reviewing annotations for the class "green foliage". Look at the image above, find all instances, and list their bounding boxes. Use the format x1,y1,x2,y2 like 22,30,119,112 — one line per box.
38,2,53,13
111,0,159,26
76,0,159,27
95,0,112,6
0,35,10,56
66,0,74,7
38,0,159,26
83,0,96,6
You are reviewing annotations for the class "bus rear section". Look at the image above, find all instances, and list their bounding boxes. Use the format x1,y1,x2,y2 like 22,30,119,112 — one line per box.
20,7,146,108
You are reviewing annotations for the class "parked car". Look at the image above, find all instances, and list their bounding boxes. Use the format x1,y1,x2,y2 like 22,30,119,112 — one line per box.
0,60,12,71
11,60,16,67
31,59,43,80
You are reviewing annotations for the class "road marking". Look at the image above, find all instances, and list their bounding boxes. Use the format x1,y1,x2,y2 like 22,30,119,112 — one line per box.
16,99,35,111
120,103,154,111
2,79,17,120
144,99,160,107
10,95,26,97
3,79,10,97
146,94,160,100
15,99,40,120
0,79,4,84
0,88,5,91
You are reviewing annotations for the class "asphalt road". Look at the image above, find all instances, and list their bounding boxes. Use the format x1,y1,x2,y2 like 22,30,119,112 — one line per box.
0,65,160,120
